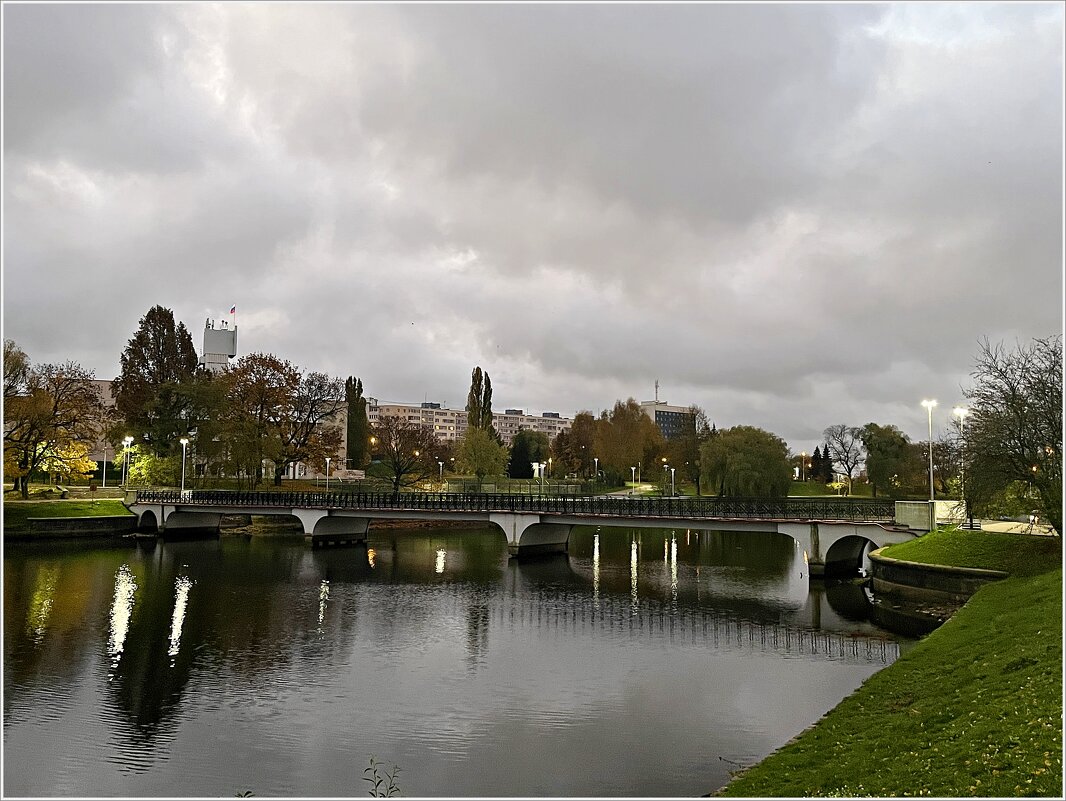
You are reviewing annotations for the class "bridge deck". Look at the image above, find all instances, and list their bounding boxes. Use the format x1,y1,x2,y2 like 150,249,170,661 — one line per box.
131,490,897,523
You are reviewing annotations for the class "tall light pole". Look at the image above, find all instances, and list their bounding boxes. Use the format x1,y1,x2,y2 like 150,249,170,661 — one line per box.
122,436,133,487
438,460,444,488
593,457,599,482
631,466,636,485
102,444,109,488
539,462,545,494
325,457,331,491
800,451,806,482
179,438,189,493
637,462,641,483
921,399,937,531
953,406,968,521
670,467,676,496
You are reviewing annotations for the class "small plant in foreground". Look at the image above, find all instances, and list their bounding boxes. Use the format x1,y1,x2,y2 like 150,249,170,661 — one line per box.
364,755,401,797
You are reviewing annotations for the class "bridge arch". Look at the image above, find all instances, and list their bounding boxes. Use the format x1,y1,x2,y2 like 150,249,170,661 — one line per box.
824,534,878,577
137,509,159,533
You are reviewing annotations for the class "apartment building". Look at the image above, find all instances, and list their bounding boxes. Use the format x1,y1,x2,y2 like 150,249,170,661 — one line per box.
639,400,694,440
368,400,571,445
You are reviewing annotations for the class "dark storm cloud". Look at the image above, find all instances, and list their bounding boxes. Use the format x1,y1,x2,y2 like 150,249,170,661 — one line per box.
3,2,1061,450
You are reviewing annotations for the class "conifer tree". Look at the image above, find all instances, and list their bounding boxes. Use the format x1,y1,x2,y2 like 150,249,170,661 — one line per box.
345,376,369,468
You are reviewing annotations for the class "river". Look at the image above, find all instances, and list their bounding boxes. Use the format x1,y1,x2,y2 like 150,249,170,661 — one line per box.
3,523,911,797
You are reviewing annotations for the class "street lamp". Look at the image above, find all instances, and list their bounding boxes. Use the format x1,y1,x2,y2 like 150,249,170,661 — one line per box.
122,436,134,487
953,406,968,520
637,462,641,483
670,467,676,496
102,444,109,488
438,460,444,487
631,466,636,485
593,457,599,482
179,438,189,493
539,462,546,494
921,399,937,531
325,457,331,491
800,451,806,482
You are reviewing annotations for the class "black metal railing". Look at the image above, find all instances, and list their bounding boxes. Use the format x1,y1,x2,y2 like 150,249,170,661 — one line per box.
133,490,896,523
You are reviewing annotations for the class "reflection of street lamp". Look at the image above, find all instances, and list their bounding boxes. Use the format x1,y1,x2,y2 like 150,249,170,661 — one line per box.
325,457,331,491
921,399,937,531
179,438,189,493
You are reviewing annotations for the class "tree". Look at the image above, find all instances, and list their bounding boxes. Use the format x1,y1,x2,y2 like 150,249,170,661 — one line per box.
556,411,597,478
669,404,712,495
593,399,665,485
345,377,370,469
458,427,509,488
4,353,104,498
465,366,498,440
508,429,550,478
370,414,437,492
823,425,864,494
964,335,1062,534
111,306,199,456
700,425,792,497
221,353,344,486
861,423,913,498
4,339,31,404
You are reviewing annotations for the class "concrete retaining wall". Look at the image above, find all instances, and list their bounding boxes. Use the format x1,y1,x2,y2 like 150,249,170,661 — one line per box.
869,548,1008,605
17,515,137,540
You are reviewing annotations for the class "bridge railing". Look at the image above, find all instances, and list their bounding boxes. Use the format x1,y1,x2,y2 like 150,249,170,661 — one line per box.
132,490,896,522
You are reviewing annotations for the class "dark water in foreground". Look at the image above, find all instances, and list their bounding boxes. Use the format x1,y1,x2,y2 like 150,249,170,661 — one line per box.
3,525,909,797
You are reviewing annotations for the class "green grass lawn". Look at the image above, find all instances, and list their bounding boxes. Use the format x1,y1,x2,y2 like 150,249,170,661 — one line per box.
2,499,133,534
719,528,1063,797
881,527,1062,578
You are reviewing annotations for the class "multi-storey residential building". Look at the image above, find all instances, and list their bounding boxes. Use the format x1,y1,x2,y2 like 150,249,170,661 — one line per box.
368,400,571,445
640,400,694,440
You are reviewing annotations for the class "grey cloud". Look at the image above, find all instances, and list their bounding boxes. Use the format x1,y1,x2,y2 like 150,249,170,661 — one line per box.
2,3,1061,451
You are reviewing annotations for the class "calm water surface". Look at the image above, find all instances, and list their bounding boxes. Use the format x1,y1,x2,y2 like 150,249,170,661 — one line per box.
3,525,910,797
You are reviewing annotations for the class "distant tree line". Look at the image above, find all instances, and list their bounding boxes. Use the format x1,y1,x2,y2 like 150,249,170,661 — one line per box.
5,306,1059,532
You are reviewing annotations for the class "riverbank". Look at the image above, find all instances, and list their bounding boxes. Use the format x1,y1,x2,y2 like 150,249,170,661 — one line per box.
717,528,1062,797
2,498,133,538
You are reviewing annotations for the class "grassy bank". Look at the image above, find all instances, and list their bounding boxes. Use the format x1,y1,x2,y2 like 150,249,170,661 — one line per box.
719,529,1062,797
2,499,133,535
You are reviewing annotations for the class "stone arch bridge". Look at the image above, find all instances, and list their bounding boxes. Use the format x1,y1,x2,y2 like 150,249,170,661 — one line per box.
126,490,919,577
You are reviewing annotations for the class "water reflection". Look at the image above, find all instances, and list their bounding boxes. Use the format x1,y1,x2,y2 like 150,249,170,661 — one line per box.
167,575,193,661
108,565,138,674
3,525,910,798
25,565,59,645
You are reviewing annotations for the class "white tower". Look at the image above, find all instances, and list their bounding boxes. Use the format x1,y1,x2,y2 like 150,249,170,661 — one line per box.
199,318,238,372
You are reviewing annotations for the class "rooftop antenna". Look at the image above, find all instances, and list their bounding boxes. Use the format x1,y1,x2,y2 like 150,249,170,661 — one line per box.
655,380,659,403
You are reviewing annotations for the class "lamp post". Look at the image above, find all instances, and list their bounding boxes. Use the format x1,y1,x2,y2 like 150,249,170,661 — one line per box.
631,466,636,485
539,463,546,494
800,451,806,482
122,436,134,487
179,438,189,493
953,406,968,521
593,457,599,482
921,399,937,531
102,444,109,488
325,457,331,491
547,457,552,478
438,460,444,488
637,462,641,483
670,467,676,496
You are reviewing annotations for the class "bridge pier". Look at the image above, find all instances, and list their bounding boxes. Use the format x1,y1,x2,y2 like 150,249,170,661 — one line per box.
292,510,370,547
489,513,572,558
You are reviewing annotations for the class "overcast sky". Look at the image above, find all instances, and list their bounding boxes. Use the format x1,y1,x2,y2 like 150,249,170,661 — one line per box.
3,2,1062,452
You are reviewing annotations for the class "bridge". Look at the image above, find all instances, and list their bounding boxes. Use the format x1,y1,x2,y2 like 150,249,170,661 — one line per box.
125,490,918,577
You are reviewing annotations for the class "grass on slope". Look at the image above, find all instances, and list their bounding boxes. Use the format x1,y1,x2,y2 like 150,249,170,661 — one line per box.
881,527,1062,578
720,567,1062,797
2,499,132,533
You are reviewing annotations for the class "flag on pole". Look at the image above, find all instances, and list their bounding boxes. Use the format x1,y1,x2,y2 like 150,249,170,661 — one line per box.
229,305,236,314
